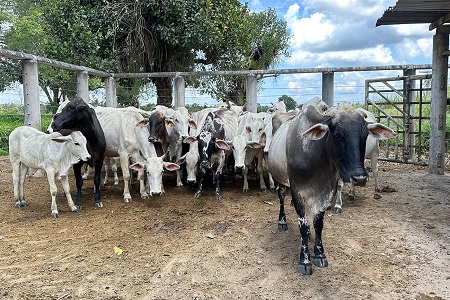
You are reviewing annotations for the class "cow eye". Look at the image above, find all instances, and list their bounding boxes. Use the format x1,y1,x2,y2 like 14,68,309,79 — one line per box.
74,142,80,145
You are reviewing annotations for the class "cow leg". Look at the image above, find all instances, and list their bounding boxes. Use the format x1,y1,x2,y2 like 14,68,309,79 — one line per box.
264,153,276,193
93,159,104,208
73,162,84,210
242,164,249,193
334,178,343,213
103,159,110,185
214,169,222,200
119,153,132,202
111,158,119,186
268,172,276,193
277,183,288,231
46,170,59,217
214,152,226,200
60,175,78,213
348,182,356,201
137,169,149,199
256,154,267,192
12,162,26,207
312,211,328,268
291,189,313,275
195,167,206,198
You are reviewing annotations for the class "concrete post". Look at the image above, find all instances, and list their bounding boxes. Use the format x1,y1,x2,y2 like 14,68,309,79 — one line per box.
322,72,334,107
429,26,449,175
246,73,257,113
76,70,89,104
174,76,185,108
105,77,117,107
22,59,41,130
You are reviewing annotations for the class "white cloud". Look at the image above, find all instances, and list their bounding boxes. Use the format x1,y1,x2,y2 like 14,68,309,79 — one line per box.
396,37,433,60
287,44,395,66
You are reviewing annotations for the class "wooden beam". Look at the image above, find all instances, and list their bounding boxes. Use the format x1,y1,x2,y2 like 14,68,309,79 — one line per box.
429,13,450,31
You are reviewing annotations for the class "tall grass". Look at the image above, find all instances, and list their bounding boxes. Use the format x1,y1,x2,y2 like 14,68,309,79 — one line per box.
0,106,53,155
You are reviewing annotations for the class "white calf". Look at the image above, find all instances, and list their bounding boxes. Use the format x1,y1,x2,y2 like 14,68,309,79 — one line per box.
9,126,91,217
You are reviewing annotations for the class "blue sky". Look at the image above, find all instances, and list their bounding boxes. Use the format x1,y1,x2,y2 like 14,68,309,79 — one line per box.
0,0,436,106
242,0,435,106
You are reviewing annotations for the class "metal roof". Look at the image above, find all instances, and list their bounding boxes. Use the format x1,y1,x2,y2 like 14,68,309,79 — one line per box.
376,0,450,30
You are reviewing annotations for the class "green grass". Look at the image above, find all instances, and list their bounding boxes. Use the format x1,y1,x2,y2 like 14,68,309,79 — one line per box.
0,114,53,156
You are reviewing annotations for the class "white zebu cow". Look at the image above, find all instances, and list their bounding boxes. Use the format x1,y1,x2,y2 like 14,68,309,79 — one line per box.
233,112,268,192
97,108,179,201
9,126,91,217
333,108,390,212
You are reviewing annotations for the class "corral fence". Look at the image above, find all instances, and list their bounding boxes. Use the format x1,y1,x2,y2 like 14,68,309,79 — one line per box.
366,73,435,166
0,48,448,174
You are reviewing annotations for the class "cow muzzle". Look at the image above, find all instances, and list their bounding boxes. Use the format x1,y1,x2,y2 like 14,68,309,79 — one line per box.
351,175,368,187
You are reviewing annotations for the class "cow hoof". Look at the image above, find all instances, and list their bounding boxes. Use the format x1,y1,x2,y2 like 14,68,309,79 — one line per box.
95,202,103,208
374,193,382,199
114,182,119,186
123,197,131,203
299,263,313,275
141,194,149,200
347,195,355,201
278,223,288,231
242,188,249,193
313,256,328,268
260,187,267,192
51,212,59,218
76,205,83,210
215,194,221,201
333,206,342,213
70,206,79,212
270,188,276,193
195,192,202,198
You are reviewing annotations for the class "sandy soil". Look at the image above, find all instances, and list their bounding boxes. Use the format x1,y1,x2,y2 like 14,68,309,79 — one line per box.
0,156,449,300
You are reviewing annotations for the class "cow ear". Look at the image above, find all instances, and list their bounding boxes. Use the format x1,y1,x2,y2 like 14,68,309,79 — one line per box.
51,136,71,143
368,123,396,139
176,154,187,165
163,162,180,171
247,141,262,149
165,118,175,128
188,119,197,129
136,119,149,127
302,124,329,140
245,126,251,133
183,136,197,144
215,139,231,151
260,132,266,140
130,162,145,171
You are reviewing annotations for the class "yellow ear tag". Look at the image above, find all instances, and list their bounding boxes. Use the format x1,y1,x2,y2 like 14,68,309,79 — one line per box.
167,122,173,128
114,246,123,255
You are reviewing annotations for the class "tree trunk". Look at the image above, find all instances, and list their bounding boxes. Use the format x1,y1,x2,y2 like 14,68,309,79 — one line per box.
153,77,173,107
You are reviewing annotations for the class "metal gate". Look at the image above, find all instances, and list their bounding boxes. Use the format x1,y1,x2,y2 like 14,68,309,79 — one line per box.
365,73,432,166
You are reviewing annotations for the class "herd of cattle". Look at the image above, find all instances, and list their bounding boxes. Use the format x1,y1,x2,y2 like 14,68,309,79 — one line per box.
8,96,396,275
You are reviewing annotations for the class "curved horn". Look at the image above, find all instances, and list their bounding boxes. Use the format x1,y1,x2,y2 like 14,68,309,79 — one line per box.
139,150,148,161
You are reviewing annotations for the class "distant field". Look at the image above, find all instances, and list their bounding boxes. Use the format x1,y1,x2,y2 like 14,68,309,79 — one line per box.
0,114,53,155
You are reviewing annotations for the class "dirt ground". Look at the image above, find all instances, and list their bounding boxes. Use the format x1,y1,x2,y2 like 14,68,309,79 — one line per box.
0,156,449,300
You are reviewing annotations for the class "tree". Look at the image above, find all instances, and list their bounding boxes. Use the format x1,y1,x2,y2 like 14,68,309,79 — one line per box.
0,0,116,110
278,94,297,111
107,0,290,106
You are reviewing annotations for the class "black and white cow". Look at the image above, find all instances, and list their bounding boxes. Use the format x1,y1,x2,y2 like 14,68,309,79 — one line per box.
267,102,396,275
183,110,230,200
51,96,106,209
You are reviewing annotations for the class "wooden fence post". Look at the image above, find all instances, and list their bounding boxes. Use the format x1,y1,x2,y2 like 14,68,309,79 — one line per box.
22,59,41,130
